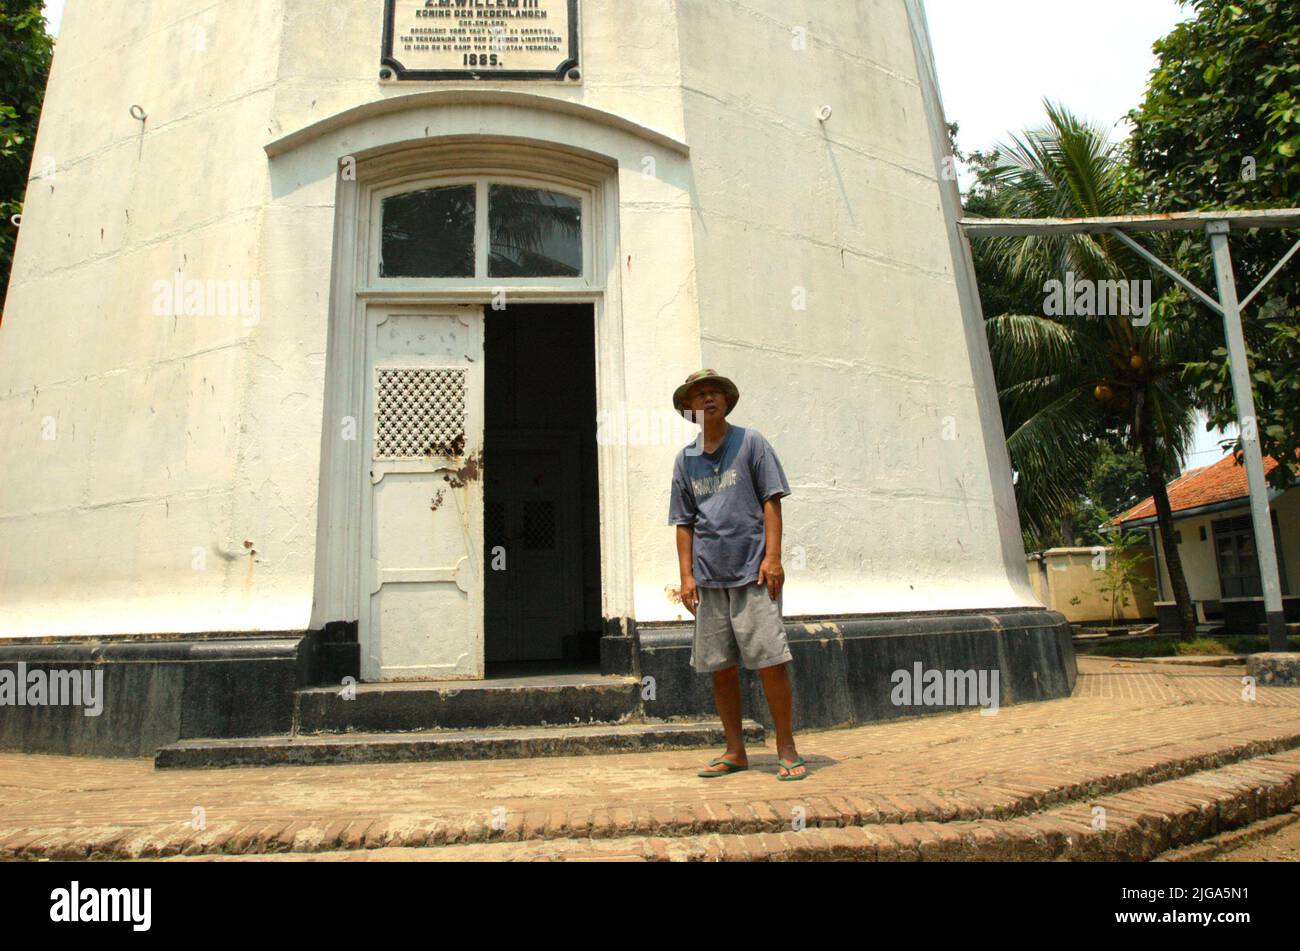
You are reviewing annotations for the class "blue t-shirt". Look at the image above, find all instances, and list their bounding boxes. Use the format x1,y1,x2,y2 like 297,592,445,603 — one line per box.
668,424,792,587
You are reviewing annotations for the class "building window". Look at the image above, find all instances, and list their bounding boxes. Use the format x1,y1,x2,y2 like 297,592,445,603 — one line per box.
1215,516,1259,598
375,178,588,282
380,185,477,278
489,186,582,278
1212,513,1289,598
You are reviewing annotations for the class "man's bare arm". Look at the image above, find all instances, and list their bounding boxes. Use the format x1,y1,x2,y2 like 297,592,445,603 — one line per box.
676,524,699,615
758,496,784,600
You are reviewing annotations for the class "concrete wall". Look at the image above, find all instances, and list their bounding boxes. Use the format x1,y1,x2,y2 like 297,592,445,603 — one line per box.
2,0,1041,638
1027,548,1158,623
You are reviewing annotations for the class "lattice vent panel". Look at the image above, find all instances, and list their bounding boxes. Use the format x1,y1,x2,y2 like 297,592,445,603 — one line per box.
374,367,467,458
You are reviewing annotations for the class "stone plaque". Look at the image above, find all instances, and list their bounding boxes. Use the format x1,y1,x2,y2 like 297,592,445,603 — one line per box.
382,0,580,81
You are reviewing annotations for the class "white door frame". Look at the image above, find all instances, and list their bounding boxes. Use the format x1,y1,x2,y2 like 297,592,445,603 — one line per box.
309,139,635,676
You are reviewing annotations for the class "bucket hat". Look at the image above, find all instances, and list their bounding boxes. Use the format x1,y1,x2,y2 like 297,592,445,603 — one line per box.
673,369,740,419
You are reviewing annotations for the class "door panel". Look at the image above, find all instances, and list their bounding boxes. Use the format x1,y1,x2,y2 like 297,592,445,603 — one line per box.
484,430,582,663
361,307,484,681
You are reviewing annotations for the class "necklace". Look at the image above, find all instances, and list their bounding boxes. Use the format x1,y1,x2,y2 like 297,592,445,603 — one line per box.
706,425,730,476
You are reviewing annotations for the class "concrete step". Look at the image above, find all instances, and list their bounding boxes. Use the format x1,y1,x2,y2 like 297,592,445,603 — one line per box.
294,673,645,734
155,719,767,770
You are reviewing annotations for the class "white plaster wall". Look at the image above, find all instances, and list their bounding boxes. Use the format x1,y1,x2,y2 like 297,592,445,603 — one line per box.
2,0,1039,638
262,1,702,634
645,0,1038,620
0,1,290,636
1157,514,1230,602
1,0,701,637
267,0,687,143
1277,490,1300,594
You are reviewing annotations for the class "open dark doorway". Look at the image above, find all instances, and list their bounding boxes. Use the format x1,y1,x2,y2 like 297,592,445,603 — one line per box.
483,303,603,675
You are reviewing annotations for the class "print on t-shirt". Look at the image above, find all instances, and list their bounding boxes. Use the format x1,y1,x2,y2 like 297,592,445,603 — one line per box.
691,467,739,499
667,424,793,587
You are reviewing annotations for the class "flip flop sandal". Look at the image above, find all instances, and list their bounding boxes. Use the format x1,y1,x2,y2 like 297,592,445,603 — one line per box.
777,757,808,781
698,757,748,778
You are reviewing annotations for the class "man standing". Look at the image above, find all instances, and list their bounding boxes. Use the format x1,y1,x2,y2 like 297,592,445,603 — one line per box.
668,370,807,780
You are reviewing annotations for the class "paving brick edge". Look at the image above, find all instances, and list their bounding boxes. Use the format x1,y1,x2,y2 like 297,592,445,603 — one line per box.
33,724,1300,856
4,744,1300,861
1153,805,1300,862
149,751,1300,862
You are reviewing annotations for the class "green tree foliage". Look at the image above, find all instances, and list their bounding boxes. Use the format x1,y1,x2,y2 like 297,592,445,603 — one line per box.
951,122,1045,320
1071,441,1155,548
1,0,55,310
975,102,1204,638
954,122,1173,556
1129,0,1300,487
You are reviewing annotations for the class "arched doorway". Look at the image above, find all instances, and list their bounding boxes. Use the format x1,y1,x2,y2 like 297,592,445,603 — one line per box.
312,140,627,682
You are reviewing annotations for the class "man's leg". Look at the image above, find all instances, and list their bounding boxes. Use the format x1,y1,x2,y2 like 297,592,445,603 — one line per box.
699,665,748,774
758,663,805,778
695,586,747,775
732,584,805,778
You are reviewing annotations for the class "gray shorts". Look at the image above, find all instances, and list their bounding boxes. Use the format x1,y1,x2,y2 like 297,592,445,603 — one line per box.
690,582,793,673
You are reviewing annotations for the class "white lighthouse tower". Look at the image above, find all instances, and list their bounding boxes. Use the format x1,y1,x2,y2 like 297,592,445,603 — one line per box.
0,0,1073,760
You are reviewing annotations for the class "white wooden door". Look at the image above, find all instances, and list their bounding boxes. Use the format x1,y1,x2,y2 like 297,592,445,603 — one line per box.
360,306,485,681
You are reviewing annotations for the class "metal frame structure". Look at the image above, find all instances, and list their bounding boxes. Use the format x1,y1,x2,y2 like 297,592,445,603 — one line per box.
961,209,1300,651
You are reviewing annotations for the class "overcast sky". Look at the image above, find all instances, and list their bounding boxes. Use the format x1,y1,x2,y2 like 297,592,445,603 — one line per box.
924,0,1229,468
926,0,1191,154
42,0,62,33
37,0,1226,467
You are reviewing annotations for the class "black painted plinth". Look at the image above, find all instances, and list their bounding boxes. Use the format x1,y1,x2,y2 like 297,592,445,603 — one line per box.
0,634,309,757
2,607,1073,759
633,607,1076,731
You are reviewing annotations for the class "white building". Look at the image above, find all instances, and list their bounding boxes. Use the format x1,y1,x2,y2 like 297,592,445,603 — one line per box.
1114,452,1300,635
0,0,1074,758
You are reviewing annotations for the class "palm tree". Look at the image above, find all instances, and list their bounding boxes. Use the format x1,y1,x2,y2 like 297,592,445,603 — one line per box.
975,101,1217,640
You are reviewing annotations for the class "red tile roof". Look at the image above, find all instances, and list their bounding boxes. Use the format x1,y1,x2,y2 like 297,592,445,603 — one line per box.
1113,451,1291,525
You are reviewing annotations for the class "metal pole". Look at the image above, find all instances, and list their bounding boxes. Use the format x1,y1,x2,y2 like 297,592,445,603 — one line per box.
1206,221,1289,651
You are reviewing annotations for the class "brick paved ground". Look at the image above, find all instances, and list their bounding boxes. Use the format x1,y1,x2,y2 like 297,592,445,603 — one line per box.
2,656,1299,860
1157,806,1300,862
1212,809,1300,861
